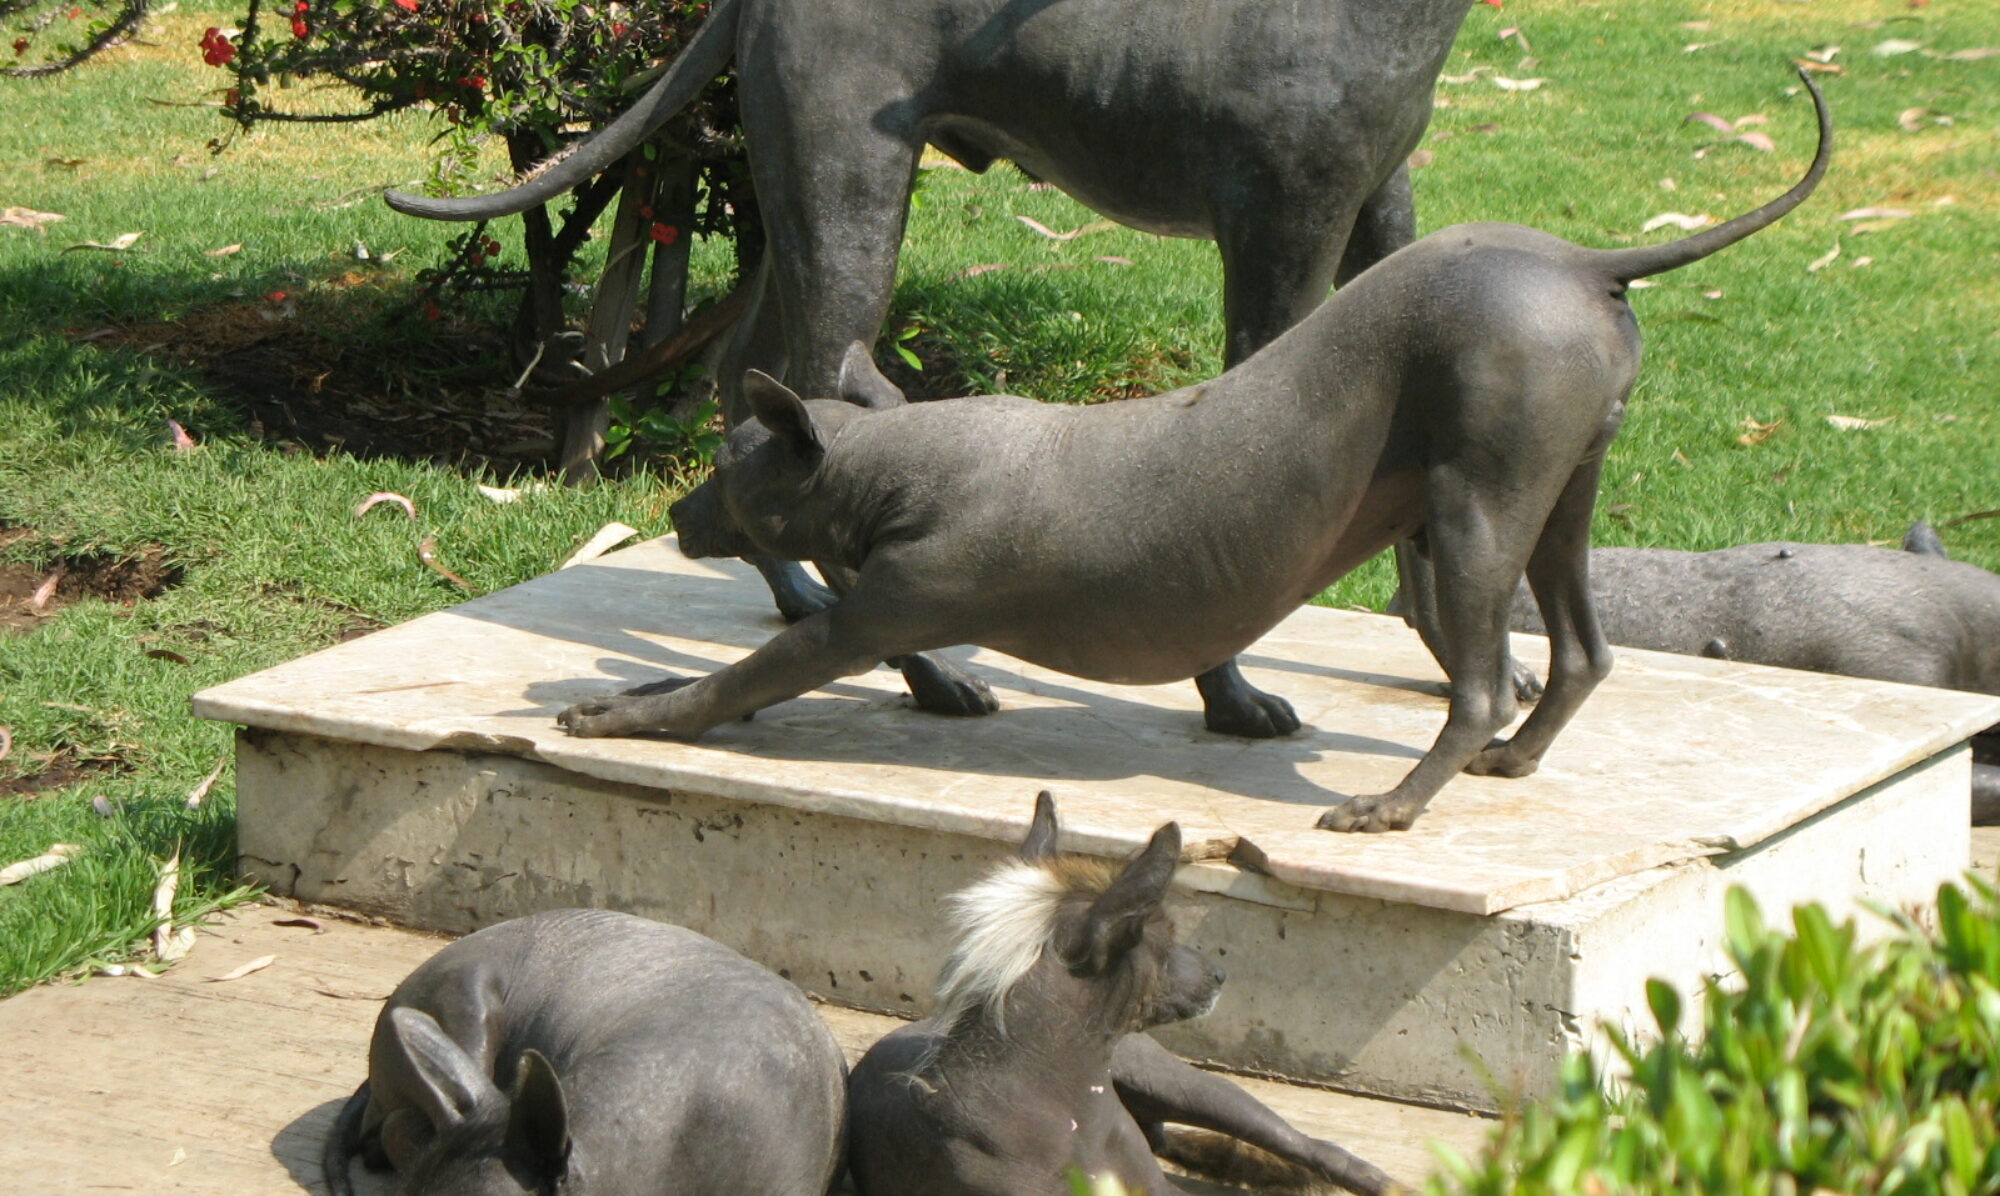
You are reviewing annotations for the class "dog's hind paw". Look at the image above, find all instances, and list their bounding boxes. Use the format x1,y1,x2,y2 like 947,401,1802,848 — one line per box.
1315,794,1423,833
1196,663,1300,738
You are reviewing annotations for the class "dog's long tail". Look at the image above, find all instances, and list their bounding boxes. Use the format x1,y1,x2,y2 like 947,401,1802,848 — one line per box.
382,0,742,222
322,1079,370,1196
1589,68,1831,284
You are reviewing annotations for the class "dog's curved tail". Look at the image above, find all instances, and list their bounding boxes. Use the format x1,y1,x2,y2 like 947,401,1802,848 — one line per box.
322,1079,370,1196
382,0,742,222
1589,68,1831,284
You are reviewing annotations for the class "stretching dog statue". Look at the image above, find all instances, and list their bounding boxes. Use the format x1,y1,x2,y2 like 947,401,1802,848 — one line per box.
322,909,847,1196
384,0,1482,740
557,75,1832,833
847,792,1401,1194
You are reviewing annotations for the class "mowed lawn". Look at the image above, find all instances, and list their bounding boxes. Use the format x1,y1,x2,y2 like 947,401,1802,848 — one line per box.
1,0,1996,994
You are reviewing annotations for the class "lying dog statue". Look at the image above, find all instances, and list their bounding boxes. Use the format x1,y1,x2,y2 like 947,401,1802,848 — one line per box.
322,909,846,1196
384,0,1480,738
557,74,1832,833
1492,523,2000,822
847,792,1400,1194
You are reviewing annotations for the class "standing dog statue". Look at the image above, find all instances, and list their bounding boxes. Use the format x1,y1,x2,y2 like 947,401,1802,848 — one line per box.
322,909,847,1196
847,792,1401,1194
1479,522,2000,822
384,0,1481,740
557,75,1832,833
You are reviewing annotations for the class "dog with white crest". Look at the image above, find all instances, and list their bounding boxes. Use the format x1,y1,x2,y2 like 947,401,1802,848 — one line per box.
846,792,1402,1195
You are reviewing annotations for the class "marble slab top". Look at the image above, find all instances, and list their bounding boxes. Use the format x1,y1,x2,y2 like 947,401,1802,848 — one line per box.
194,537,2000,915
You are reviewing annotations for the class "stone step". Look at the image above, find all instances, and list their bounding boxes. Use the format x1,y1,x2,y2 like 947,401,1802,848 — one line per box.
194,537,2000,1110
0,902,1494,1194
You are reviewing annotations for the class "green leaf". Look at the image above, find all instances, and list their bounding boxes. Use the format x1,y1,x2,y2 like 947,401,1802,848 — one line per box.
1647,977,1682,1035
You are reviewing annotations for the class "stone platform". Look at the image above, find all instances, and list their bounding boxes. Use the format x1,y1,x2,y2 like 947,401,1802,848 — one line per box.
195,537,2000,1110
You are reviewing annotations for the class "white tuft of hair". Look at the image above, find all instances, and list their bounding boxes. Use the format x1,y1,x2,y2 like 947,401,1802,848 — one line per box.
932,861,1072,1035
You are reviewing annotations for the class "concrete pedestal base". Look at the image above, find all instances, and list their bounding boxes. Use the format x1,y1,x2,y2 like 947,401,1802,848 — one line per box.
199,538,1999,1110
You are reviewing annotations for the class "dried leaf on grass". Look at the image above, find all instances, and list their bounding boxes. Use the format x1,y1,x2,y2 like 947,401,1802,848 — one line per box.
0,725,9,762
1940,46,2000,60
91,795,118,818
152,851,197,963
1491,76,1548,91
0,843,82,886
1096,256,1134,266
1439,66,1491,84
1807,242,1842,272
418,535,472,591
1793,59,1844,74
1840,206,1913,221
145,647,191,664
355,491,416,519
1826,414,1894,430
1738,419,1783,446
1734,131,1775,152
1015,216,1116,242
205,954,276,983
62,231,144,254
26,567,62,613
204,242,243,257
1643,212,1713,232
167,419,197,451
560,522,641,570
273,917,326,933
954,263,1009,279
1,206,65,232
1873,38,1925,56
185,758,225,810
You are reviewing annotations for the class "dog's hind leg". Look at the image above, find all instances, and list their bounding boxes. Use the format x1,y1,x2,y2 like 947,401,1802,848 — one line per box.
1195,660,1300,738
1467,447,1617,778
1318,462,1564,832
1110,1035,1399,1195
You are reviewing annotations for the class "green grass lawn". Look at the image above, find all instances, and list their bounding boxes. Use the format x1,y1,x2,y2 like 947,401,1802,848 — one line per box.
1,0,1995,995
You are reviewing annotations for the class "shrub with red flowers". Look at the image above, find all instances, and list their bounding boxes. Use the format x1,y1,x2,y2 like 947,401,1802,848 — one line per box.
3,0,152,77
202,0,751,417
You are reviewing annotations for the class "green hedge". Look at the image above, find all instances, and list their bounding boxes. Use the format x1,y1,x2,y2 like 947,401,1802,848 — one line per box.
1435,883,2000,1196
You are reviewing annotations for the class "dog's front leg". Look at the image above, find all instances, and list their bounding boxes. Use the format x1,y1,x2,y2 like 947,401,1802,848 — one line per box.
1110,1035,1401,1195
816,561,998,717
557,605,901,738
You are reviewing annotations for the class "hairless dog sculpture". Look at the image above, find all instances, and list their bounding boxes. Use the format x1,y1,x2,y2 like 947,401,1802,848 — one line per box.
384,0,1480,741
559,75,1832,832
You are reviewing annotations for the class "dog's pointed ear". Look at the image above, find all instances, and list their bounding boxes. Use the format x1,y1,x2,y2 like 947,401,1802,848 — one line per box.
1903,520,1949,558
1019,790,1061,862
387,1006,504,1131
743,370,827,460
837,341,907,410
1062,822,1180,974
505,1049,572,1181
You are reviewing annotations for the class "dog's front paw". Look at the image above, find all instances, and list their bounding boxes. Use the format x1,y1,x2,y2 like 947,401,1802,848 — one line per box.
901,655,1001,717
1466,739,1541,778
557,697,629,738
1315,794,1423,833
1203,687,1300,739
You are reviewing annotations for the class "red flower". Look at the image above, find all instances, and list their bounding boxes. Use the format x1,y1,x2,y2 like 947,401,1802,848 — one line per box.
199,27,237,66
11,37,26,56
649,222,679,246
393,0,419,10
423,300,442,323
458,74,486,90
223,88,239,106
294,0,309,9
265,291,288,303
291,16,309,37
67,5,81,16
611,21,625,35
485,238,501,255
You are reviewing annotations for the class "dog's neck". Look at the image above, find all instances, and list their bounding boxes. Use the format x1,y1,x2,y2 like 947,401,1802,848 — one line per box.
933,959,1136,1096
